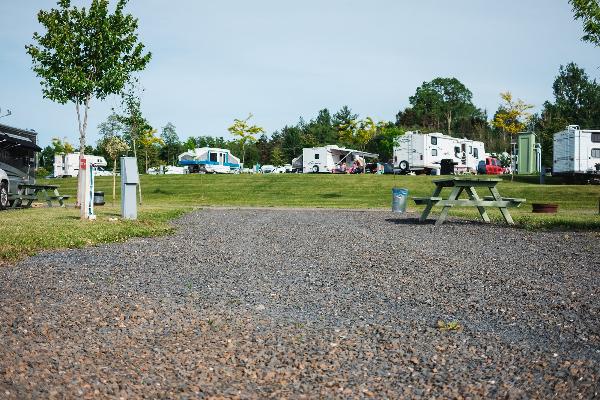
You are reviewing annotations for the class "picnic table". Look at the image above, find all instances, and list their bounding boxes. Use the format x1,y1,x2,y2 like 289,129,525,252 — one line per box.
413,177,525,226
9,183,70,209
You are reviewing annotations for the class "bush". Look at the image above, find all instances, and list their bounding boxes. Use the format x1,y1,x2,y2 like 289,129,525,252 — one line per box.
36,167,50,178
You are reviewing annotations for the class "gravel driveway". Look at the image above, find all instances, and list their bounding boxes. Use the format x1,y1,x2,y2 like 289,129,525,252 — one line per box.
1,209,598,398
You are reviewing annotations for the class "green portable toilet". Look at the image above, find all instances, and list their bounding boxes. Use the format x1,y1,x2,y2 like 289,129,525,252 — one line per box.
517,132,537,174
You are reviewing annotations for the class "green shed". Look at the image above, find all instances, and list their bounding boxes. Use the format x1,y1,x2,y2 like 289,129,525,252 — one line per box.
517,132,538,174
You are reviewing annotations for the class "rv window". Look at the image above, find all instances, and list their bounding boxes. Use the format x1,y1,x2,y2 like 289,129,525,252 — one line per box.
473,148,478,158
468,146,472,154
592,133,600,143
315,154,320,160
431,136,437,145
431,149,437,156
592,148,600,158
454,146,460,155
209,153,218,162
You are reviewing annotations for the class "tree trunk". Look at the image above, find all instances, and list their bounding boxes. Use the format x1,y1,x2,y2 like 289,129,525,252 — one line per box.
242,141,246,167
76,97,90,220
446,110,452,136
132,139,142,205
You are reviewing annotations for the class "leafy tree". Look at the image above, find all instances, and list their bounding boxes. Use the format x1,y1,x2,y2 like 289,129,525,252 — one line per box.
338,117,381,152
534,63,600,166
492,92,533,179
332,106,358,130
100,136,129,204
51,137,75,154
139,128,164,173
227,114,264,166
26,0,151,215
367,123,404,163
160,122,180,165
256,134,272,165
270,146,284,166
547,63,600,127
280,125,303,162
40,146,55,170
493,92,534,142
305,109,337,144
570,0,600,47
119,85,151,204
184,137,197,150
408,78,475,135
98,113,124,140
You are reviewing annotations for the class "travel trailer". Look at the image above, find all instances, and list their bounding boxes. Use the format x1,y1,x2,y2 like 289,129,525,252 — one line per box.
393,131,486,174
54,153,107,177
178,147,241,173
553,125,600,177
294,145,378,173
0,123,40,208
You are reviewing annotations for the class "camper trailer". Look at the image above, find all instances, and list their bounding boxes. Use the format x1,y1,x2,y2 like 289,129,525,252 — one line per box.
553,125,600,178
0,123,40,207
296,145,378,173
53,153,107,177
393,131,485,174
178,147,241,173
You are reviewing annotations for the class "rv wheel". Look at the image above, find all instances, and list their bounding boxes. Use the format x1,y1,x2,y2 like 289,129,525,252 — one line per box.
312,165,319,173
399,160,409,172
0,182,8,210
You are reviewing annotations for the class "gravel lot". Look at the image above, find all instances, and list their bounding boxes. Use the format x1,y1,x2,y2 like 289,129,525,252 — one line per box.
1,208,599,398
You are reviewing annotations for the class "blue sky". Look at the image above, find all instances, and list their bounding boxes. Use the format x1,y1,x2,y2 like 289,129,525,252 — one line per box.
0,1,598,147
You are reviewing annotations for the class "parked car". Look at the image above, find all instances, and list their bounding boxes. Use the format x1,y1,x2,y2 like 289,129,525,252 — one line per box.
94,167,113,177
477,157,503,175
260,165,276,174
272,165,292,173
164,166,188,175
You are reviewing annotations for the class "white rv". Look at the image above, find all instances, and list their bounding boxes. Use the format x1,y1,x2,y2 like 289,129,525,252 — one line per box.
295,145,378,173
178,147,241,173
553,125,600,176
393,131,485,174
53,153,107,177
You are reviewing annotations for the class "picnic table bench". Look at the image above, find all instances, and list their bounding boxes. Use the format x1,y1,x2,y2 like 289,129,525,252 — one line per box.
413,177,525,226
9,183,70,209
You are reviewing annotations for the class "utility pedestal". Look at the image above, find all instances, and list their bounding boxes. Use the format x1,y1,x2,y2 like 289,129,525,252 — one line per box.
79,156,97,220
121,157,139,220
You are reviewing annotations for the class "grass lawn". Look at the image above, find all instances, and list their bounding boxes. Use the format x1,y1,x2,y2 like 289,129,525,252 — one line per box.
1,173,598,263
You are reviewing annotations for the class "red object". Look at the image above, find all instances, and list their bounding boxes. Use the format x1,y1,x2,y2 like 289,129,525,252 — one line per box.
483,157,502,175
532,203,558,213
79,158,87,170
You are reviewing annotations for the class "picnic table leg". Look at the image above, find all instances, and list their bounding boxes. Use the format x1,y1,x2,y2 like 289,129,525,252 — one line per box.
489,186,514,224
41,189,53,207
54,188,64,207
465,186,491,223
12,187,23,209
419,185,443,222
435,186,462,226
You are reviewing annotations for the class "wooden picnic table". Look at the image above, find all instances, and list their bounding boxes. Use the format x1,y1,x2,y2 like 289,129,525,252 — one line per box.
9,183,70,209
413,177,525,226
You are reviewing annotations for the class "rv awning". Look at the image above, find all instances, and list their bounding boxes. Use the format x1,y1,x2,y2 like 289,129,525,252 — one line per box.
329,147,378,158
0,133,42,151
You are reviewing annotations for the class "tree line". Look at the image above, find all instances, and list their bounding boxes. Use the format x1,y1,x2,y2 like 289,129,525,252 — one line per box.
37,60,600,174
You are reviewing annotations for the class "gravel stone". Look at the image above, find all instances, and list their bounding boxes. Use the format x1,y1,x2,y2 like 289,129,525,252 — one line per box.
1,208,599,398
